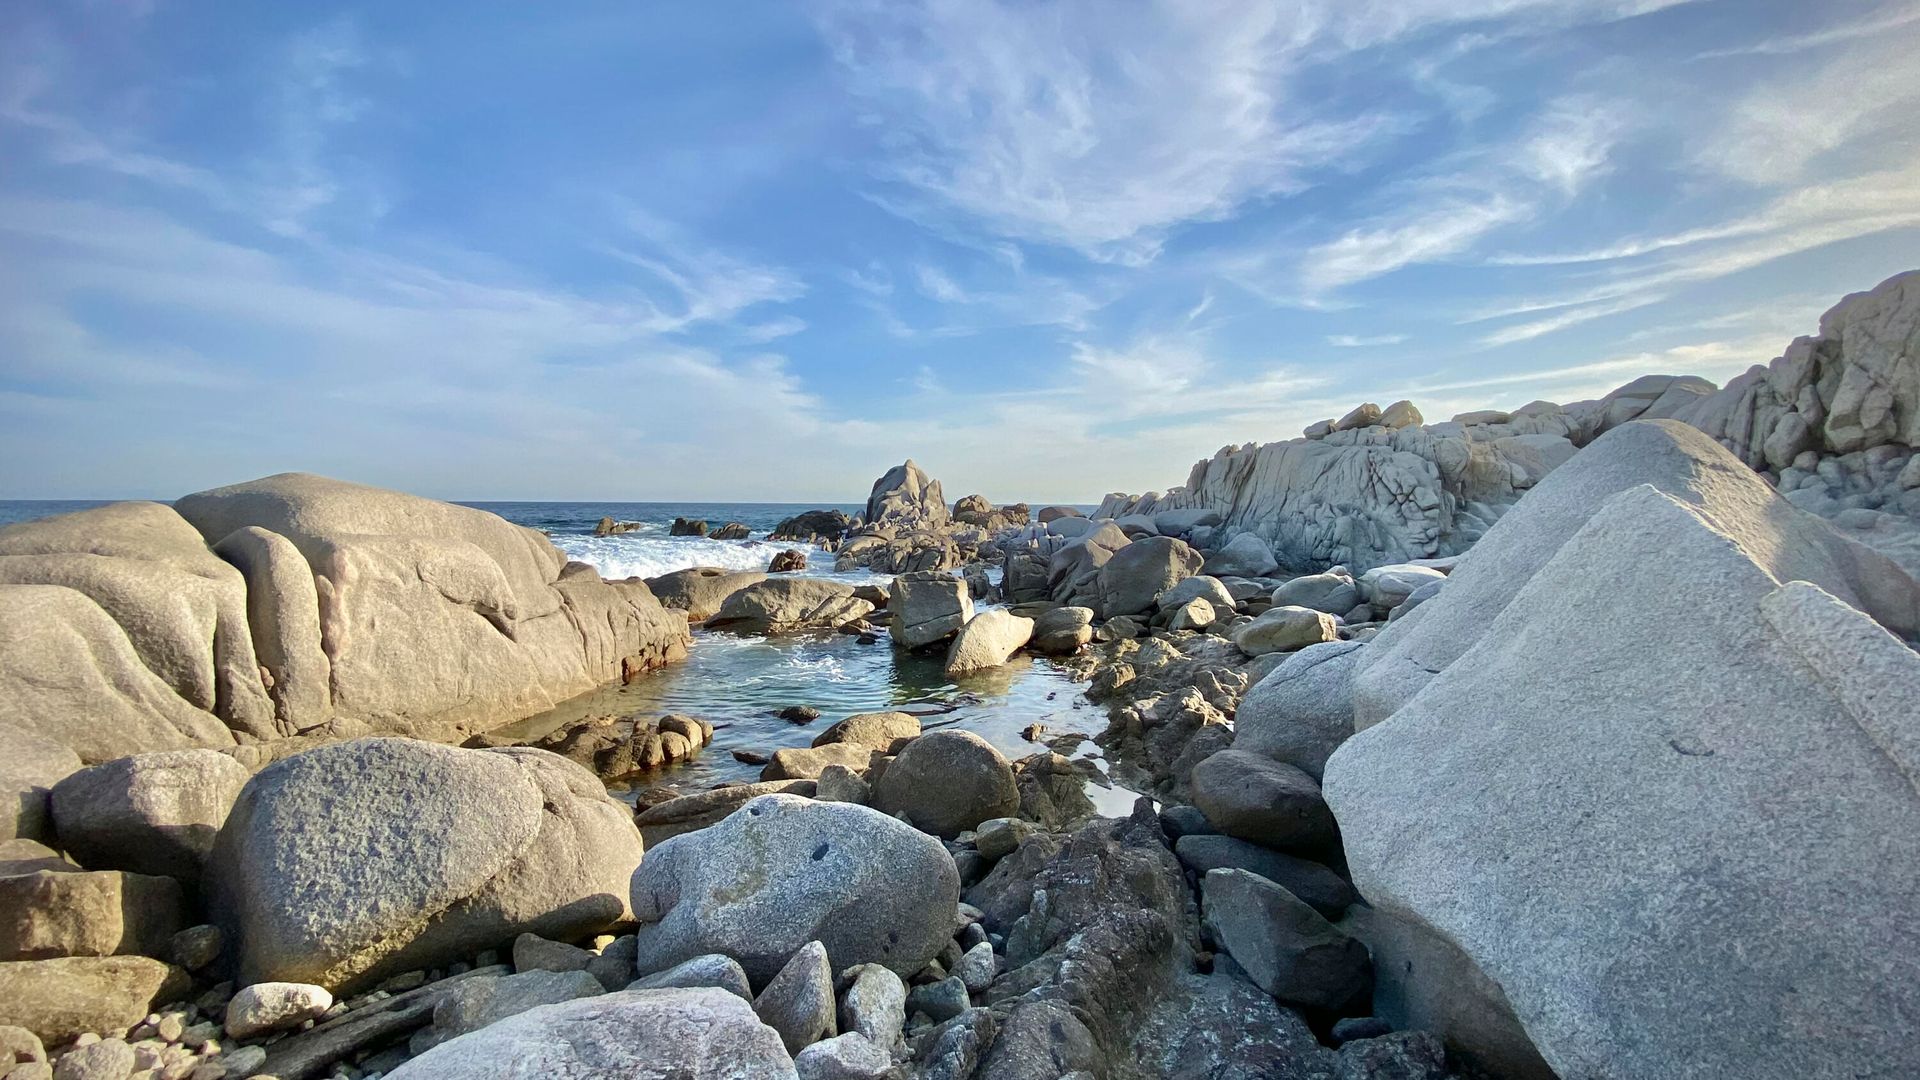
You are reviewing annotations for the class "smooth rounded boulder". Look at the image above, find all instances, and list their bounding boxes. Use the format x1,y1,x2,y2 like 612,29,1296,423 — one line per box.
1232,606,1338,656
50,749,249,883
1028,606,1094,655
1189,750,1337,852
809,712,920,753
943,610,1034,677
1231,641,1367,779
210,738,643,992
705,579,874,635
1202,532,1280,578
870,730,1019,839
387,987,796,1080
630,795,959,984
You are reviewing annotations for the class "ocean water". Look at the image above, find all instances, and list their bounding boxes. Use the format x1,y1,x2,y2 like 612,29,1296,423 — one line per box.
0,498,1133,808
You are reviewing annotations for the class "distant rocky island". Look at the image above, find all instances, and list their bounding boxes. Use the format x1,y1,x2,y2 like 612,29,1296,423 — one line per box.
1,269,1915,1079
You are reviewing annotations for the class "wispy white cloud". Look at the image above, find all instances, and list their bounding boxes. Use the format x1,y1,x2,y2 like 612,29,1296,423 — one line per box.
1691,3,1920,59
1327,333,1407,347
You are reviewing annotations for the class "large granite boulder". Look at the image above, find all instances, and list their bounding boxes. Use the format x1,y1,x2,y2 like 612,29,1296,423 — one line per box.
49,749,249,883
174,473,690,741
1046,522,1130,610
1202,532,1279,578
1231,606,1337,656
1201,868,1370,1010
387,987,796,1080
1271,570,1360,614
1189,750,1337,853
645,567,770,621
1324,421,1920,1079
864,460,948,531
705,579,874,635
810,712,920,754
210,738,643,992
0,869,186,961
888,571,973,649
1028,606,1094,655
870,730,1019,839
631,795,958,984
1097,536,1202,618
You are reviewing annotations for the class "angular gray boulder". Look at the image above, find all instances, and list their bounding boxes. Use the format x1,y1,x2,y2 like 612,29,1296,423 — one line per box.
1098,536,1203,618
49,749,249,883
1188,750,1337,853
888,571,973,649
1324,423,1920,1080
386,987,796,1079
210,738,643,992
865,460,948,530
1202,868,1370,1010
630,795,959,984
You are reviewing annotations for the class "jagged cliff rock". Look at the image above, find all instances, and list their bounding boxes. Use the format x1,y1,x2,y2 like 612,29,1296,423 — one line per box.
0,474,691,762
1099,269,1920,575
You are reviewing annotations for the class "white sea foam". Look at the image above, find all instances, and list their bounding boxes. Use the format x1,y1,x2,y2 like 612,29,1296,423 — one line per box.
551,531,818,580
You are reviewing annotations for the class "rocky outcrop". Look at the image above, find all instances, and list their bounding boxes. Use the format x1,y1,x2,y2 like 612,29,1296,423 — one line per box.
770,510,853,543
1098,270,1920,577
864,460,948,531
210,738,644,993
0,474,692,762
1324,419,1920,1080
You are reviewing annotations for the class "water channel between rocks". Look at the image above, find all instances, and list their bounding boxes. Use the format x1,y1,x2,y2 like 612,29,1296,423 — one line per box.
488,624,1144,817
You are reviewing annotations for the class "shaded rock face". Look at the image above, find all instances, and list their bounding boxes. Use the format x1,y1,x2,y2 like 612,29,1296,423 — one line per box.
0,869,186,961
0,732,82,844
387,987,797,1080
1325,420,1920,1080
0,955,190,1044
210,738,643,993
1,474,692,762
944,610,1034,677
630,795,959,984
1098,536,1202,618
49,749,249,884
890,572,974,649
771,509,853,543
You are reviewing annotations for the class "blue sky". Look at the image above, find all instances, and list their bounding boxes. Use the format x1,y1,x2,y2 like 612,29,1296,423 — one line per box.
2,0,1917,502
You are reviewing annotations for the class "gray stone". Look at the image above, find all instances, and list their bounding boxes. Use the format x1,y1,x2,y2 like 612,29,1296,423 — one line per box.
706,579,874,635
427,969,604,1044
1357,564,1446,612
224,981,333,1039
50,750,249,884
0,732,81,844
1189,750,1336,852
943,611,1033,677
631,954,752,1000
511,933,591,974
888,572,974,650
169,925,223,972
1027,607,1094,655
951,941,994,994
385,987,797,1079
972,817,1033,862
837,964,907,1052
814,765,870,805
1270,571,1360,614
50,1039,132,1080
1202,532,1279,579
793,1032,891,1080
1162,597,1216,632
209,738,643,993
905,976,968,1023
1328,421,1920,1080
1331,1016,1393,1044
866,461,948,531
1231,640,1366,779
753,941,835,1054
632,779,816,848
0,869,185,962
810,713,920,753
1231,606,1337,656
1202,869,1370,1010
584,935,636,992
761,744,878,783
1174,835,1357,919
631,795,958,984
1097,536,1203,618
0,956,190,1045
870,731,1019,840
1155,575,1236,615
645,567,770,621
0,1024,44,1066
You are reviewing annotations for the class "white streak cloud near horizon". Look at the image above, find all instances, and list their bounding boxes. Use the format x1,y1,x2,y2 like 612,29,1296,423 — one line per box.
1,0,1917,503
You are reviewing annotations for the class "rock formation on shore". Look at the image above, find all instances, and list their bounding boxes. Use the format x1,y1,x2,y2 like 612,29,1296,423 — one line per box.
0,473,692,771
1098,269,1920,577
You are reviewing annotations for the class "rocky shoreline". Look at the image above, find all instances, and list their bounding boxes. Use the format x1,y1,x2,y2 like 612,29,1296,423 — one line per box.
2,270,1917,1079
